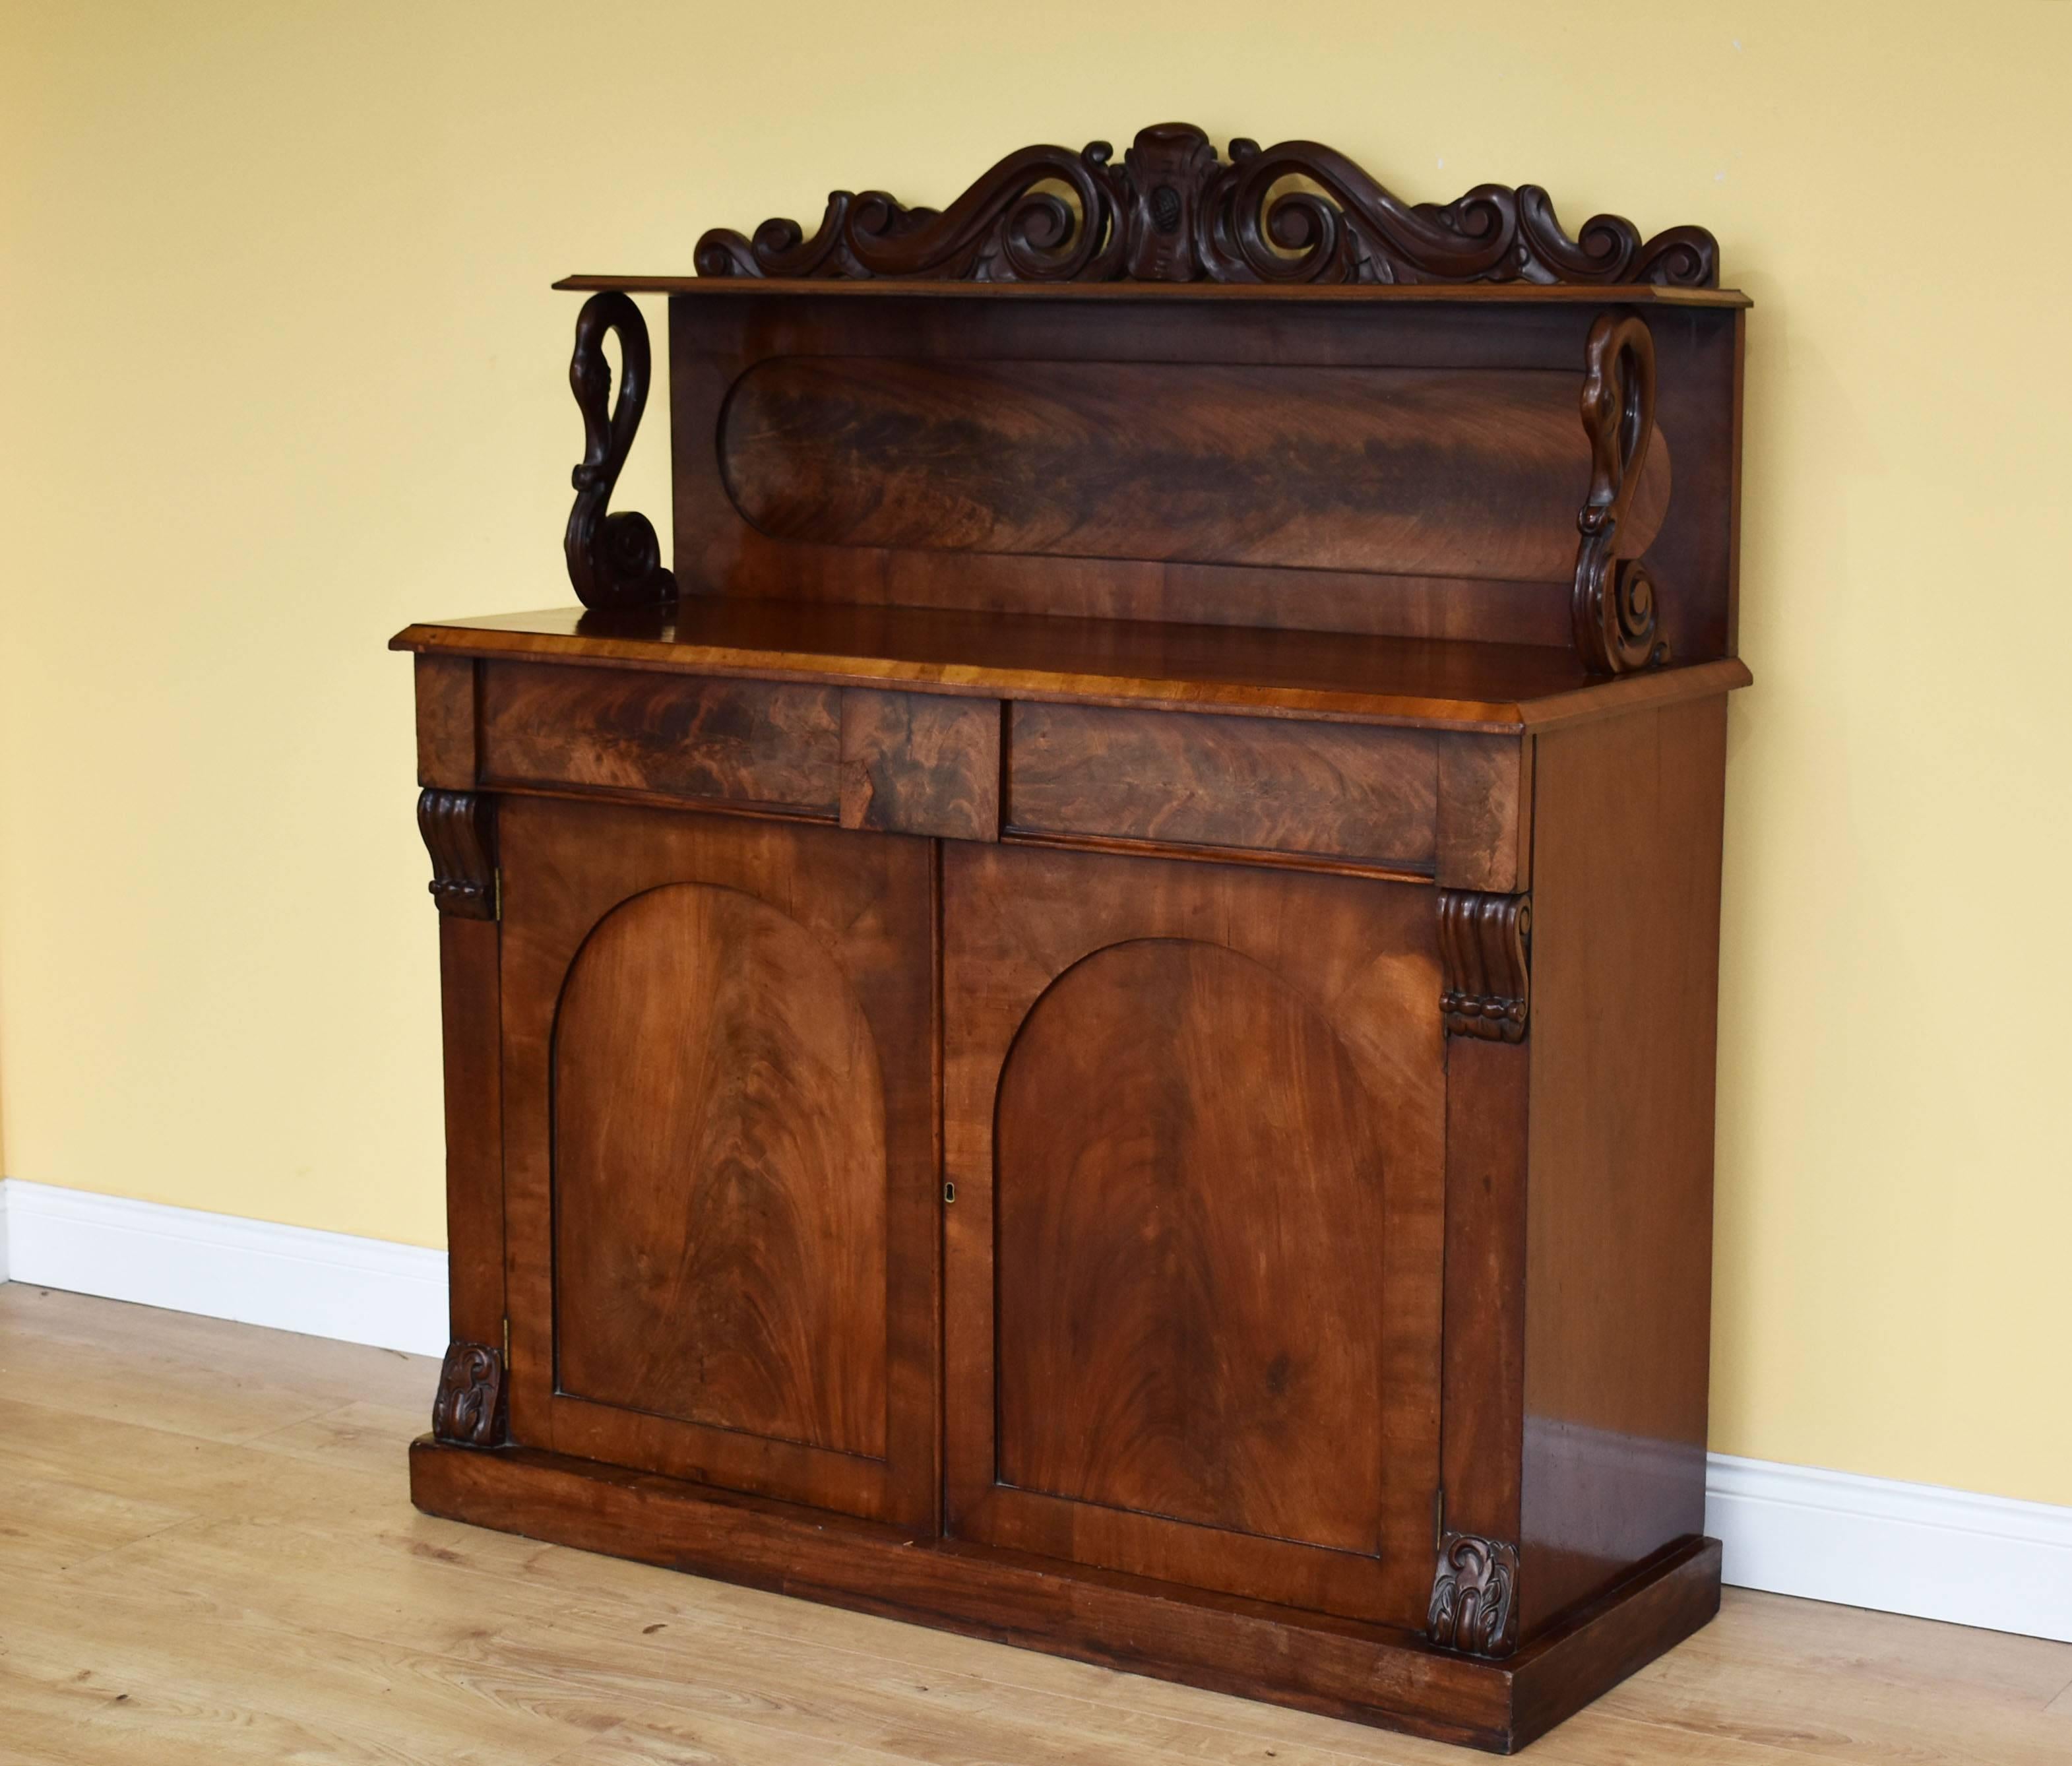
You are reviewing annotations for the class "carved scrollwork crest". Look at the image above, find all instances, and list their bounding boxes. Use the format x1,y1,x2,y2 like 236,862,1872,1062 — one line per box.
1572,311,1670,675
1428,1531,1520,1657
565,291,676,612
694,123,1719,290
695,140,1129,284
431,1340,507,1447
1437,890,1530,1043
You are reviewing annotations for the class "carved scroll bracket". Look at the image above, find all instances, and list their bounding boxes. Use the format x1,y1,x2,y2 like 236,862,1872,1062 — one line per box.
1573,312,1670,675
1438,890,1530,1042
1428,1531,1520,1657
431,1341,507,1447
418,789,497,920
565,291,676,612
693,123,1720,290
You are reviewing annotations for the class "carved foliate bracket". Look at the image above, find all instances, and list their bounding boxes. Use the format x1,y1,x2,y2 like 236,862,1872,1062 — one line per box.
1437,891,1530,1043
1572,312,1670,675
694,123,1719,288
1428,1531,1520,1657
431,1341,507,1447
418,790,497,920
565,291,676,612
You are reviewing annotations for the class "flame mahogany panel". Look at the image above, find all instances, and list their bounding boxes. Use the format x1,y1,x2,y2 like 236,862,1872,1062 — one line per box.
672,293,1742,660
1006,702,1443,871
943,842,1444,1624
993,937,1391,1553
479,661,841,814
721,358,1670,584
553,881,890,1458
496,797,939,1528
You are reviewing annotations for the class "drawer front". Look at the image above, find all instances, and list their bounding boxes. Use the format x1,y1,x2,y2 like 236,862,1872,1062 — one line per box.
1007,703,1438,870
480,662,841,813
840,689,1001,842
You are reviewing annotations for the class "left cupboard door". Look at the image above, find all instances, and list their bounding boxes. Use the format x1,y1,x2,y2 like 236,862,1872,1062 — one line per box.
496,795,939,1530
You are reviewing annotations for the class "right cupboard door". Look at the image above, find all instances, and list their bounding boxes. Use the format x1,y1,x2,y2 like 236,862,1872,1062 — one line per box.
943,842,1446,1625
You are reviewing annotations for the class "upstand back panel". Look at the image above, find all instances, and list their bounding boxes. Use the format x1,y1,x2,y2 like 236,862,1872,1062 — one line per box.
395,122,1751,1754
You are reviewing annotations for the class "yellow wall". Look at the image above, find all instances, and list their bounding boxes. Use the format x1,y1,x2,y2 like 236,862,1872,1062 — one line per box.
4,1,2068,1506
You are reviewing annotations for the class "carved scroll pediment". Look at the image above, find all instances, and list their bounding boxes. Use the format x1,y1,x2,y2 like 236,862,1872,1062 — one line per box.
694,123,1718,289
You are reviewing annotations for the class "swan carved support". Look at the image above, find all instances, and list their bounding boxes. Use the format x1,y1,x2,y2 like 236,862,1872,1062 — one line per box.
565,292,676,612
1572,312,1670,674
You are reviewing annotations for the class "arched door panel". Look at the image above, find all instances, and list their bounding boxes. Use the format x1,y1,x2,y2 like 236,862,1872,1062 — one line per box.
944,842,1444,1624
497,796,936,1527
553,883,889,1457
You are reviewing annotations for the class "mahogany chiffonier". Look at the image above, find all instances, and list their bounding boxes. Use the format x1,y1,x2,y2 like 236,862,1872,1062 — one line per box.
395,123,1749,1753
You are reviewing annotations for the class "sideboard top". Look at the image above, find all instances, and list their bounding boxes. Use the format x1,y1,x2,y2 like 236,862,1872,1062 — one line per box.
392,598,1749,734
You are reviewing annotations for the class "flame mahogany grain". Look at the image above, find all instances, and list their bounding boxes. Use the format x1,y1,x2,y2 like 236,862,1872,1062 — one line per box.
1005,703,1443,869
478,662,842,813
722,358,1670,584
552,882,892,1458
671,294,1741,665
942,842,1444,1624
495,798,939,1529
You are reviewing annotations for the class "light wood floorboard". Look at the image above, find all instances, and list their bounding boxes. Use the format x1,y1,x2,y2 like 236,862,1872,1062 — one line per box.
1,1284,2067,1763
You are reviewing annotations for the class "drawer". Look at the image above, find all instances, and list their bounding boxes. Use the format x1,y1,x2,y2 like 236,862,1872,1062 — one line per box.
1006,703,1439,871
839,689,1001,842
480,662,842,812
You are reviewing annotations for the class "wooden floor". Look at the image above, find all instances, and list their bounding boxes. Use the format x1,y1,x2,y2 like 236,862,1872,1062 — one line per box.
1,1285,2067,1765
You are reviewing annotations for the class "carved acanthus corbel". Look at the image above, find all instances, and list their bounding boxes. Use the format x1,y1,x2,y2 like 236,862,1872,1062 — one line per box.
565,291,676,612
431,1340,507,1447
418,789,497,920
1437,890,1530,1042
1572,311,1670,675
1428,1530,1520,1657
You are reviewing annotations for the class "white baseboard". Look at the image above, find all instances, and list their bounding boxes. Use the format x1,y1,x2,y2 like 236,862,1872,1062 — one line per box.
0,1178,447,1357
1,1180,2066,1644
1705,1451,2072,1643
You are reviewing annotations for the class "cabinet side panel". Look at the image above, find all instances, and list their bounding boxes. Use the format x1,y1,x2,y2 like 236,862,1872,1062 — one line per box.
1519,696,1727,1635
1642,308,1741,666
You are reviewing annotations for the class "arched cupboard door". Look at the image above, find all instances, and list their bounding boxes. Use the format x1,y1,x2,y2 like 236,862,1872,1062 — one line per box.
943,842,1446,1626
496,796,939,1529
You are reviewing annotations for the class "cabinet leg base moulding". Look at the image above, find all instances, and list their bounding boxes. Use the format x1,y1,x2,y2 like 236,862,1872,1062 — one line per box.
411,1438,1722,1755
